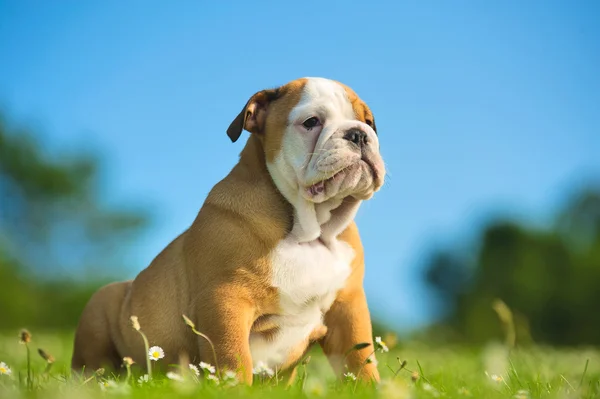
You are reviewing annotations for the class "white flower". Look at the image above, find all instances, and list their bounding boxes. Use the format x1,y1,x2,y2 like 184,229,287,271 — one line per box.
344,372,357,381
199,361,215,374
188,364,200,376
0,362,11,376
166,371,184,382
490,374,503,382
148,346,164,361
252,361,275,377
223,370,238,386
137,374,149,385
223,370,237,380
367,354,378,366
207,374,220,384
374,336,389,353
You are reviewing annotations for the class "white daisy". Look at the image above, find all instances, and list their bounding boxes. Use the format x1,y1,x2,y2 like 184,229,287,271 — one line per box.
148,346,164,361
223,370,238,386
252,361,274,377
0,362,11,376
166,371,184,382
188,364,200,376
344,372,357,381
138,374,149,385
367,354,378,366
490,374,503,382
223,370,237,380
199,361,215,374
207,374,220,384
375,336,389,353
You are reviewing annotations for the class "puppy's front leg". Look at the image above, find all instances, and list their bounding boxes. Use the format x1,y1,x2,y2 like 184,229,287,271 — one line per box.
320,287,380,384
194,287,255,384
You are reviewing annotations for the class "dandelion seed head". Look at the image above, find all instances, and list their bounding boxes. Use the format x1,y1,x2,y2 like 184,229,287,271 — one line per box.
411,371,420,382
19,329,31,344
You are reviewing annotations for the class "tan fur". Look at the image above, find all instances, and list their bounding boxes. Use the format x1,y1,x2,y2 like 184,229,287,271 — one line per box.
72,78,381,385
321,222,380,381
340,82,377,133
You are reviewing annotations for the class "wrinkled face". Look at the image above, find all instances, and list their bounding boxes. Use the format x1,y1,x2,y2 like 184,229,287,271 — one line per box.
227,77,385,206
274,78,385,204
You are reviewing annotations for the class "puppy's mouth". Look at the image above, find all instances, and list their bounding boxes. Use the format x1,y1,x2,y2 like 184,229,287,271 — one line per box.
306,169,346,196
304,158,379,200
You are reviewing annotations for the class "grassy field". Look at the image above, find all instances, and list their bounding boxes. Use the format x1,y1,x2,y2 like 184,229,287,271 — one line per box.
0,330,599,399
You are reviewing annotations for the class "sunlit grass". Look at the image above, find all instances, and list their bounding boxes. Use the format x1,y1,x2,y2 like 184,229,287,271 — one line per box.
0,326,599,399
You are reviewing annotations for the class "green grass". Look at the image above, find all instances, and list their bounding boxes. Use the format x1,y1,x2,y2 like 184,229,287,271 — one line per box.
0,331,599,398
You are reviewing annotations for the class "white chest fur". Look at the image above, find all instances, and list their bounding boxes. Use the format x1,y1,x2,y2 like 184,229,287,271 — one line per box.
249,236,354,369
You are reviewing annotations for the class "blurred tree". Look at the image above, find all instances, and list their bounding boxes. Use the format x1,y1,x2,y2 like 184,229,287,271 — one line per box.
0,112,151,330
423,186,600,346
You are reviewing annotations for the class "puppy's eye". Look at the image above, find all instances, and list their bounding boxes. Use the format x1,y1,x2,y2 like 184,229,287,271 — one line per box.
365,119,373,127
302,117,321,130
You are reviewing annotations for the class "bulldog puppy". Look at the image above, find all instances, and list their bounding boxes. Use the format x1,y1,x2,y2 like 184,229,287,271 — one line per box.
71,77,386,384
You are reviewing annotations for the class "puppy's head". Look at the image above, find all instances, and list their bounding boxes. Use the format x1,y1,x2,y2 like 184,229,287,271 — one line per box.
227,77,385,205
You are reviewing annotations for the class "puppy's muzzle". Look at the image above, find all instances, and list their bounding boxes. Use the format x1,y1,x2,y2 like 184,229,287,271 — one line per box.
343,128,369,148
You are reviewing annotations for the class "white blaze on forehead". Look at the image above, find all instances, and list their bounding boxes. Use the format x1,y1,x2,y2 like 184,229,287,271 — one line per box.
288,77,355,124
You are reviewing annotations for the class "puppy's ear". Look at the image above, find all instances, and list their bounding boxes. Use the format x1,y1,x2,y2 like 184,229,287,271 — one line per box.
226,88,281,143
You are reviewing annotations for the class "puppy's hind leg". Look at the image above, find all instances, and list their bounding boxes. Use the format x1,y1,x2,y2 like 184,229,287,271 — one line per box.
71,282,129,376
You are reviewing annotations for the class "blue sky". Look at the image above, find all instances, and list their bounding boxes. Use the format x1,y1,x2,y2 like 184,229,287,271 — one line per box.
1,1,598,332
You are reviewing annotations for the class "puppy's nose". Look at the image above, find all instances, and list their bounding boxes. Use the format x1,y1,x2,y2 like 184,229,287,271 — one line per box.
343,128,368,147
